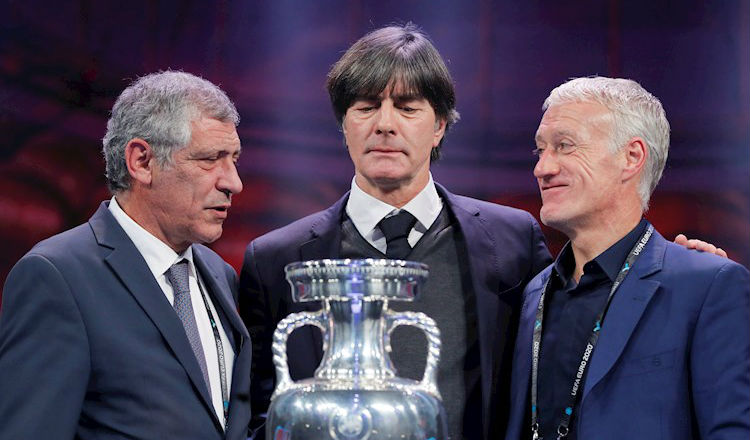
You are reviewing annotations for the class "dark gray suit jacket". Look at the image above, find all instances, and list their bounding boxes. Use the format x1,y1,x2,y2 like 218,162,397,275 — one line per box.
0,202,252,439
240,184,552,439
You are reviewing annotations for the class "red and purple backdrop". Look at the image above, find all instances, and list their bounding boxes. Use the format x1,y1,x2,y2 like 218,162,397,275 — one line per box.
1,1,748,298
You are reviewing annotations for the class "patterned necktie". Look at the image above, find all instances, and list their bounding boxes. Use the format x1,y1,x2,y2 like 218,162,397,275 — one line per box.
378,210,418,259
166,260,211,394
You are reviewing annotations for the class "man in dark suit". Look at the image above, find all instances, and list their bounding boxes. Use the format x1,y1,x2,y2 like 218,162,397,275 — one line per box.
240,24,552,440
0,71,252,439
506,77,750,439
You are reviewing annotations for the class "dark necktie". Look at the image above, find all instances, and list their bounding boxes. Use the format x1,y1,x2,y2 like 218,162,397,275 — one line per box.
166,260,211,393
378,210,418,259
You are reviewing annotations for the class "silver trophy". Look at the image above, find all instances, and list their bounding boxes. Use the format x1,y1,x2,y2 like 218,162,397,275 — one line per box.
267,259,446,440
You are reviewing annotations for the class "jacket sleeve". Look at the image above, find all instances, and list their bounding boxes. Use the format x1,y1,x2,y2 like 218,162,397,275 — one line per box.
526,211,553,282
238,240,277,438
0,253,91,439
690,261,750,439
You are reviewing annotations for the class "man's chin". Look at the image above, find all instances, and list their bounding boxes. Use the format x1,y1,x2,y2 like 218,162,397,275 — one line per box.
359,173,410,191
373,175,407,188
195,226,224,245
539,208,566,230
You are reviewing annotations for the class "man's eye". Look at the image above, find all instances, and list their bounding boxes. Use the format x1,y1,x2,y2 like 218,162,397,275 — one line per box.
401,106,416,113
556,142,575,154
532,147,544,156
194,153,226,164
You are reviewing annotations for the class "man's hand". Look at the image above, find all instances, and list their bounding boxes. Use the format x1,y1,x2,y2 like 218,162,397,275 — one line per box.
674,234,728,258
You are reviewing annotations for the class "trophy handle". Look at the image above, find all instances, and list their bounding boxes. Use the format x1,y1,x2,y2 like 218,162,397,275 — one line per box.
271,310,326,397
384,310,442,399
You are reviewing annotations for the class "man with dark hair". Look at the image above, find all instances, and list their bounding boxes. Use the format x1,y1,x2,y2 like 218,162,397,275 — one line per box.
240,24,551,440
0,71,252,439
505,77,749,439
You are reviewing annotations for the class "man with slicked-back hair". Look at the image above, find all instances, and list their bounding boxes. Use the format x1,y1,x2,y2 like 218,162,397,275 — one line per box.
240,24,552,440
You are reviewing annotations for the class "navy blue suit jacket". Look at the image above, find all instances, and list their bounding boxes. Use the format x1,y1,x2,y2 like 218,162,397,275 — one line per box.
239,184,552,439
506,229,750,439
0,202,252,439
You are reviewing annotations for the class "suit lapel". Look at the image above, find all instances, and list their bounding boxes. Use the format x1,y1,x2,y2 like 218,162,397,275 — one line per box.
89,203,219,428
297,194,348,360
439,185,502,435
512,273,548,417
193,247,254,434
299,193,348,262
193,247,249,349
582,231,666,398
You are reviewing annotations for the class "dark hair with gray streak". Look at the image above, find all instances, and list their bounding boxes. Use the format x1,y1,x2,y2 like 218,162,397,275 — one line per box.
326,23,460,161
102,70,239,193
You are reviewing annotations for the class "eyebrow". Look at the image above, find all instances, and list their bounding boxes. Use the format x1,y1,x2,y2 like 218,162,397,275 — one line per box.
354,91,424,103
391,92,423,102
191,145,242,156
535,129,577,142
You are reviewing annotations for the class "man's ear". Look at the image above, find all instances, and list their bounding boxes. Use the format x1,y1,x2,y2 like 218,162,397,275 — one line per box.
432,118,447,147
341,117,350,149
621,136,647,183
124,138,155,185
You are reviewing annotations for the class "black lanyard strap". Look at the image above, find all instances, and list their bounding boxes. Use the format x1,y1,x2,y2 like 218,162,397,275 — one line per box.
530,223,654,440
196,274,231,430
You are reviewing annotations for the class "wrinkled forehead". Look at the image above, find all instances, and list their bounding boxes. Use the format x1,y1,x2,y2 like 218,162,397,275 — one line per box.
540,101,613,127
536,101,614,138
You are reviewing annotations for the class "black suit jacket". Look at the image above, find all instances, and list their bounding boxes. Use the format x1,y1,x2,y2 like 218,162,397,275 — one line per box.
240,184,551,438
0,202,252,439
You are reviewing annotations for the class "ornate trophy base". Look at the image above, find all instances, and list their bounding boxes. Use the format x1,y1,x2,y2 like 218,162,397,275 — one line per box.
269,385,445,440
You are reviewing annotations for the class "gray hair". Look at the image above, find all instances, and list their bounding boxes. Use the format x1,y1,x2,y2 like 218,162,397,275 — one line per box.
543,76,670,211
102,70,239,193
326,23,460,161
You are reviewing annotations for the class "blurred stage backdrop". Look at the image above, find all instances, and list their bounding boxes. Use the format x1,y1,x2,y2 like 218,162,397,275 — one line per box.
1,1,748,296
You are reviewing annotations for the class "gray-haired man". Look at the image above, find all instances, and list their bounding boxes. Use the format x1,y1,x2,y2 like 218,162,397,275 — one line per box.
0,71,252,439
506,77,749,440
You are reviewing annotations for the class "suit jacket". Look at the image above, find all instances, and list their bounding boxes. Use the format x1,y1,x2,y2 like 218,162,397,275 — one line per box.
240,183,552,439
506,228,750,439
0,202,252,440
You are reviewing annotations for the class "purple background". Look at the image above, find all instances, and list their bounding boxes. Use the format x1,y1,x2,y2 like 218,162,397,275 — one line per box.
1,0,748,294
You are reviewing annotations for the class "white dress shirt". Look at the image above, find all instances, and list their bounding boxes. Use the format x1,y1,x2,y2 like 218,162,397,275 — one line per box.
345,175,443,253
109,197,234,427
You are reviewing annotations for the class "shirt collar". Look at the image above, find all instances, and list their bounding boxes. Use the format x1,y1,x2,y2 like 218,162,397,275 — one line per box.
595,218,649,281
345,174,443,236
551,241,576,286
552,218,649,284
109,196,195,280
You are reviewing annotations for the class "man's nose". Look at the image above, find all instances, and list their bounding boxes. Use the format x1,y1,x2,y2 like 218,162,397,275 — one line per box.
218,159,243,196
375,103,396,135
533,149,560,178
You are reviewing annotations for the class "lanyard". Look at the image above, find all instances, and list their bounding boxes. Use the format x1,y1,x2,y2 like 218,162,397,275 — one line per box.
530,223,653,440
196,276,231,430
